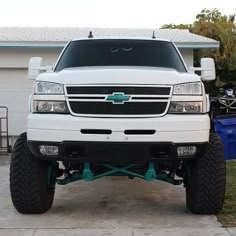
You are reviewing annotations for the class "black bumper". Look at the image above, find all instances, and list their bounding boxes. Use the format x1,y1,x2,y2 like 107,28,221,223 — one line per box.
28,140,207,163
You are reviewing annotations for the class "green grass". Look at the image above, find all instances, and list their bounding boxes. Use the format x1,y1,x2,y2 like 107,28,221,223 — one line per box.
217,160,236,227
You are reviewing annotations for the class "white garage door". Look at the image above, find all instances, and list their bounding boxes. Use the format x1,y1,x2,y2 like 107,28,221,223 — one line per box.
0,68,33,136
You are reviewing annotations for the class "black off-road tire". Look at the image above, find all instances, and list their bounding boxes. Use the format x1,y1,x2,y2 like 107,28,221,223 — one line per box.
186,133,226,214
10,133,55,214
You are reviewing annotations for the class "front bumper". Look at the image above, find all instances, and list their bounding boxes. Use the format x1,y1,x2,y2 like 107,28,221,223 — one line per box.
27,114,210,143
28,140,207,162
27,114,210,162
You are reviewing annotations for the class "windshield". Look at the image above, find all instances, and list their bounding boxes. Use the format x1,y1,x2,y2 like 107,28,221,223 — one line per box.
55,39,186,72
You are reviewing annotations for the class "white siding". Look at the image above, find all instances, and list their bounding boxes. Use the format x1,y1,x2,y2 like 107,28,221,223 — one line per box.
0,48,61,136
0,68,32,135
179,49,193,68
0,48,61,68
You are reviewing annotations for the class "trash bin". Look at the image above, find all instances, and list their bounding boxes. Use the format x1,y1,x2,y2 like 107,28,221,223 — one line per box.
213,116,236,159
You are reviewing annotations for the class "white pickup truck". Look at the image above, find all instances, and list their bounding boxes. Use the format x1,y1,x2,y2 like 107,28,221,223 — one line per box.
10,37,225,214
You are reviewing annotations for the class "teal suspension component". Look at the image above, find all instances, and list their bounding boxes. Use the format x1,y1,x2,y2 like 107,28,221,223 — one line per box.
156,172,182,185
98,164,143,179
144,162,156,181
82,162,94,181
56,162,183,186
56,172,82,185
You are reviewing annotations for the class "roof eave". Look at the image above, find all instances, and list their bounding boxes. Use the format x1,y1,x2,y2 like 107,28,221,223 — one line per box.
175,42,219,49
0,41,65,48
0,40,220,49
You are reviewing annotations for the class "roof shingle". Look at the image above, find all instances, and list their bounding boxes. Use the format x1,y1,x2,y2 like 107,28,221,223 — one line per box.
0,27,219,48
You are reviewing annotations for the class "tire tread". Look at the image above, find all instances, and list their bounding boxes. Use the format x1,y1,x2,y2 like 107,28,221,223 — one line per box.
10,133,55,214
186,133,226,214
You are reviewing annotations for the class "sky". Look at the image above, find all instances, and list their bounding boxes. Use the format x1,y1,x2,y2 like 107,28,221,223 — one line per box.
0,0,235,28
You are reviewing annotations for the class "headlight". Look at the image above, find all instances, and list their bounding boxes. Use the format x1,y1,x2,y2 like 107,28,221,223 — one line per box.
173,82,202,95
33,101,69,113
34,81,64,94
168,101,203,113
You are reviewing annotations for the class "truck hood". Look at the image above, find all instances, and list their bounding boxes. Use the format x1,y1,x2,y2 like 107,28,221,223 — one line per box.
37,66,201,85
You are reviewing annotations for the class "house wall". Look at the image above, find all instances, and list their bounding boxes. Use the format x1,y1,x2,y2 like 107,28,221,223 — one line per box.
0,48,61,143
0,47,193,140
179,49,193,68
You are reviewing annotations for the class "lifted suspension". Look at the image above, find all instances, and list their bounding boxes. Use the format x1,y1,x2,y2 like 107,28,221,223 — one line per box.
51,162,183,186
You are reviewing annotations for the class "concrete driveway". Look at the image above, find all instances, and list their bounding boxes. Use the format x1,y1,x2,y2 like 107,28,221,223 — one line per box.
0,154,235,236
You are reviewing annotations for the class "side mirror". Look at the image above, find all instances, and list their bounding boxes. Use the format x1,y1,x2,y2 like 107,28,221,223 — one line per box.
28,57,42,80
200,58,216,81
28,57,53,80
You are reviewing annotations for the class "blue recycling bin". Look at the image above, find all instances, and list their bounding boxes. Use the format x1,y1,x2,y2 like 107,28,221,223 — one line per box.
213,117,236,159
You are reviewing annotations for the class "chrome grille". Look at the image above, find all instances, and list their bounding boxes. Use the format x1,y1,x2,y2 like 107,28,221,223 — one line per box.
65,85,172,117
66,86,171,95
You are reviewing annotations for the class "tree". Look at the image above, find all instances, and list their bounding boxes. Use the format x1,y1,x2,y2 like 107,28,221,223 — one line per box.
161,9,236,94
161,24,191,29
192,9,236,83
